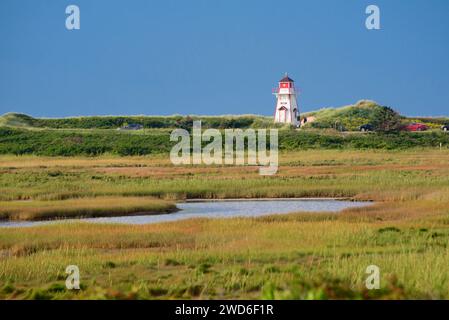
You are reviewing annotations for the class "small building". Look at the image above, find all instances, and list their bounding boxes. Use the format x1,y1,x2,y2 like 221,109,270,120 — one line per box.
273,73,300,126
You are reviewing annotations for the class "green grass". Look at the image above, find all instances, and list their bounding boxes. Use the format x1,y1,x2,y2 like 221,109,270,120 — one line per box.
1,125,449,156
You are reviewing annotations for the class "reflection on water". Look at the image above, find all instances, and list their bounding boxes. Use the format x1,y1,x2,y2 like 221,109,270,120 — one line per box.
0,199,371,228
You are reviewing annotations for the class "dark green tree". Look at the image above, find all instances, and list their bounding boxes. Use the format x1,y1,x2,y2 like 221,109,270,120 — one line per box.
370,106,401,132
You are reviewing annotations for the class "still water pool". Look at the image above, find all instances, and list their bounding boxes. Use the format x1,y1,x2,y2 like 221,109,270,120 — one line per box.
0,199,371,228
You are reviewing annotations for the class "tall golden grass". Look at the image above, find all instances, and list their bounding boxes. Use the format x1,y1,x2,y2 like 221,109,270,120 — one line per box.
0,197,176,221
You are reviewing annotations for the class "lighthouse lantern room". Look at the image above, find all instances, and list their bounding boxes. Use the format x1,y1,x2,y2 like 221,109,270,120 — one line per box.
273,73,300,126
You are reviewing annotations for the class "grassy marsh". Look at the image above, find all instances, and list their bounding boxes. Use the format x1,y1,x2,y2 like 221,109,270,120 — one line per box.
0,149,449,299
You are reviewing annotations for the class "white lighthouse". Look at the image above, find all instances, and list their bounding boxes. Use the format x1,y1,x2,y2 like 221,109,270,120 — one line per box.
273,73,300,126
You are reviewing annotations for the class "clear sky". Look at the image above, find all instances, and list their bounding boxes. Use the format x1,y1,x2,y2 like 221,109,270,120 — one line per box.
1,0,449,117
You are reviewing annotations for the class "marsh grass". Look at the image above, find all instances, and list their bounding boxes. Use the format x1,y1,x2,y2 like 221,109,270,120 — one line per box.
1,150,449,202
0,197,176,221
1,213,448,299
0,150,449,299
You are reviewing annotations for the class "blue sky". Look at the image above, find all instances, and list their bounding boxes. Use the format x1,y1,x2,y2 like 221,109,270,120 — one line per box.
1,0,449,117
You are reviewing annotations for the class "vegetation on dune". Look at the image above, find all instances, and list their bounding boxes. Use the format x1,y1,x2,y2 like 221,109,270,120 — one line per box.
0,113,36,128
2,101,448,133
0,197,176,221
303,100,449,131
304,100,386,131
0,113,273,130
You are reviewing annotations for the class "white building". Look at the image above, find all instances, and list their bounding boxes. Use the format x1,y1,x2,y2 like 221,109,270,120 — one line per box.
273,74,300,126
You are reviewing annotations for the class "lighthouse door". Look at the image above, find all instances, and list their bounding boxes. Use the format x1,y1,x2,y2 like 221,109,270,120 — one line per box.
278,107,287,123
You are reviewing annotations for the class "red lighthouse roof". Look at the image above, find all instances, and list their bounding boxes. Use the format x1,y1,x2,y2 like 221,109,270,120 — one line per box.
279,73,294,82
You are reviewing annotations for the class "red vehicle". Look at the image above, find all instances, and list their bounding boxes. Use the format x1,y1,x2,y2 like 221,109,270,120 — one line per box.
404,123,428,132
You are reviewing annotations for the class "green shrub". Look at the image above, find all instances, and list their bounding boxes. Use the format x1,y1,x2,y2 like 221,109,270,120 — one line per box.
1,127,449,156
